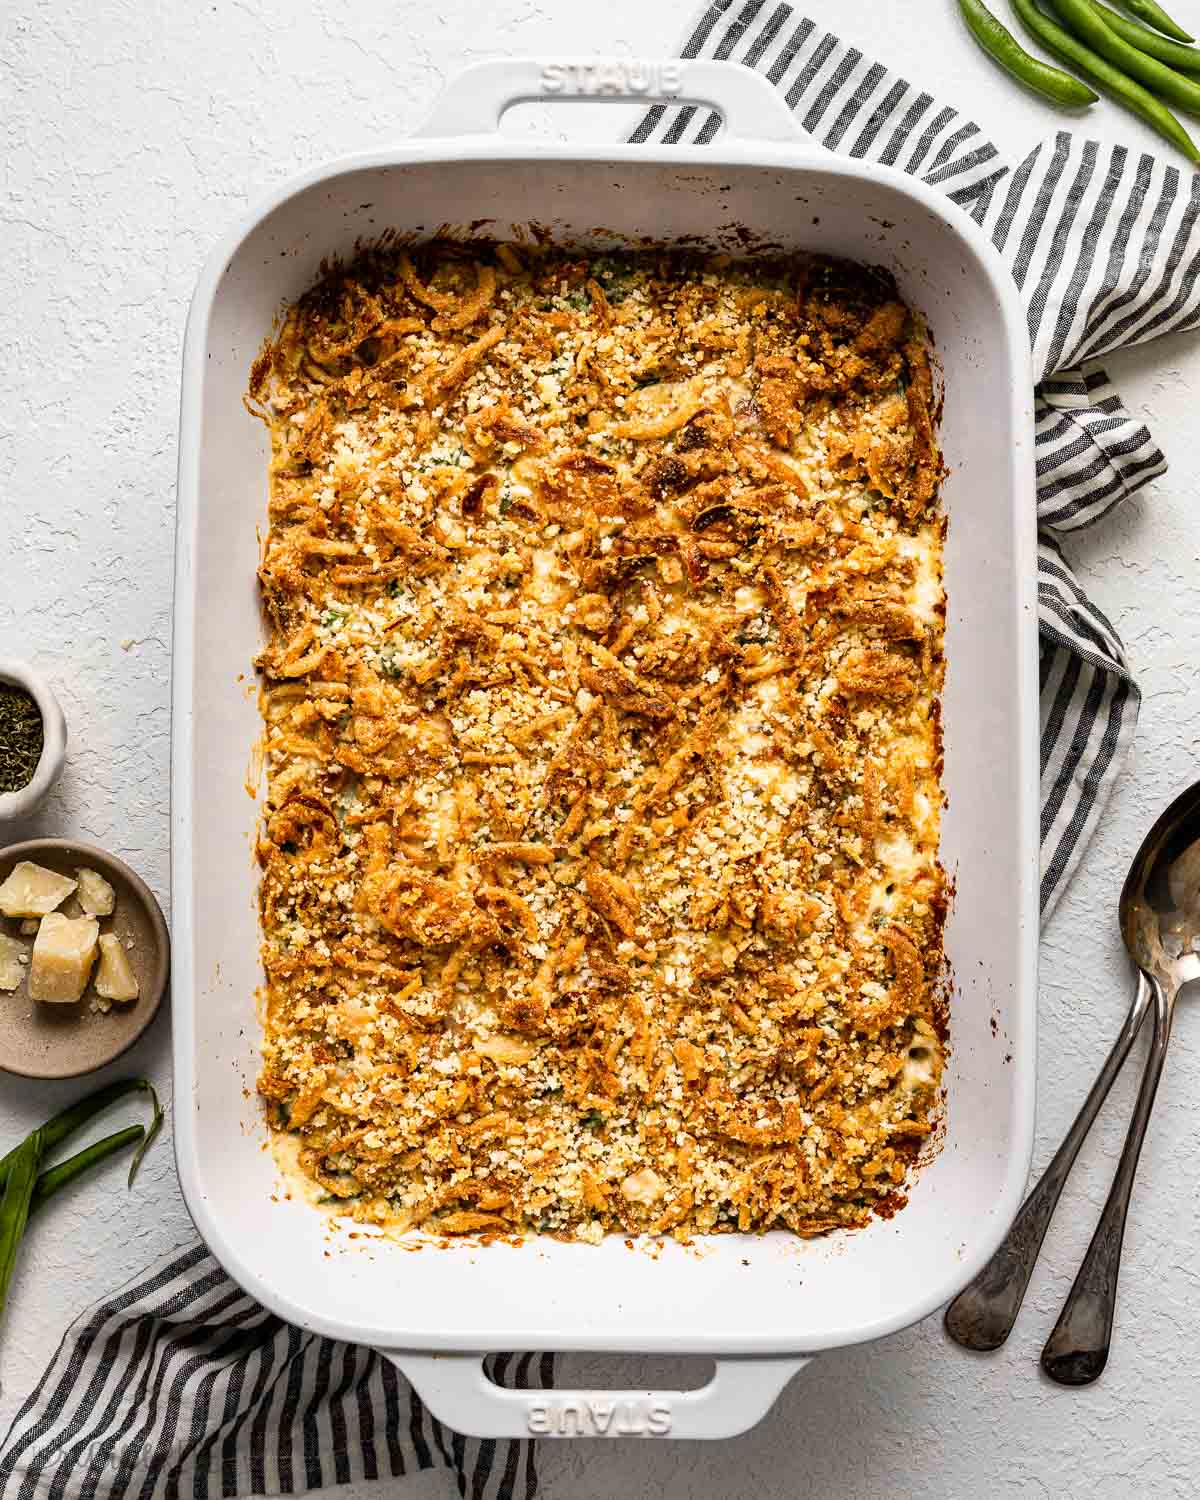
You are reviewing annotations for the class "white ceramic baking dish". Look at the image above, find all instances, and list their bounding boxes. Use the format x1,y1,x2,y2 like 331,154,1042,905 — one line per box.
173,58,1039,1440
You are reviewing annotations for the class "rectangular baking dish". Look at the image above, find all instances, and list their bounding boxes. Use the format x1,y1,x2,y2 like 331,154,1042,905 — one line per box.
173,58,1039,1440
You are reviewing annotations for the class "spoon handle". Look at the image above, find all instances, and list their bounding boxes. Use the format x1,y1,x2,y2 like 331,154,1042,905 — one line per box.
944,969,1153,1352
1041,972,1174,1385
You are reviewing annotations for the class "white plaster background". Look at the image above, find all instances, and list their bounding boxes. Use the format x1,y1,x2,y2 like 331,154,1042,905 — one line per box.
2,1,1199,1495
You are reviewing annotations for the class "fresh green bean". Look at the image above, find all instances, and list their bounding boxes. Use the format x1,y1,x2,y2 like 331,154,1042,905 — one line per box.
958,0,1100,103
1094,0,1200,67
29,1126,145,1215
1011,0,1200,157
0,1113,151,1333
1118,0,1194,43
1048,0,1200,113
0,1130,42,1320
0,1078,161,1193
126,1088,163,1187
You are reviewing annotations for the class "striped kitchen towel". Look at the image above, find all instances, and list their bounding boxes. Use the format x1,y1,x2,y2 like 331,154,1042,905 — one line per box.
4,11,1199,1499
0,1243,548,1499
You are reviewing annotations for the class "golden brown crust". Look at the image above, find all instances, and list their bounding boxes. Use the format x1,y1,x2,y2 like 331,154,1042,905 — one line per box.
250,242,947,1243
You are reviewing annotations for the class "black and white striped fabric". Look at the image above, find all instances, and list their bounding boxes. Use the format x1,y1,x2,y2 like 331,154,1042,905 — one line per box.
5,11,1199,1498
0,1244,547,1499
635,0,1200,917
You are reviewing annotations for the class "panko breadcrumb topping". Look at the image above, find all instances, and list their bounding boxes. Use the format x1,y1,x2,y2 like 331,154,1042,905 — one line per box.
249,240,948,1243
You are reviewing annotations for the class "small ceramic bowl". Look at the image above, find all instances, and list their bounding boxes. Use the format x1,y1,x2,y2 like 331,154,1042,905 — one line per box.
0,839,169,1079
0,660,67,823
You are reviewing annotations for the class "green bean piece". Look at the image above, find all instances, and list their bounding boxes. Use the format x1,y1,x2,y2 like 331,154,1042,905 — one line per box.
126,1087,163,1187
1119,0,1194,42
0,1078,162,1194
958,0,1100,102
1048,0,1200,114
29,1126,146,1215
0,1130,42,1320
1011,0,1200,158
1094,0,1200,66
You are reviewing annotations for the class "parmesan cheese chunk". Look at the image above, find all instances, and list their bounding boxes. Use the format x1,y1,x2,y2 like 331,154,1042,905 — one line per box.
76,867,116,917
94,933,139,1003
29,912,99,1003
0,862,77,919
0,934,28,991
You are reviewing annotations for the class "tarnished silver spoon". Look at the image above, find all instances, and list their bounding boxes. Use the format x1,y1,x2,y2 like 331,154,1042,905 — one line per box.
945,780,1200,1381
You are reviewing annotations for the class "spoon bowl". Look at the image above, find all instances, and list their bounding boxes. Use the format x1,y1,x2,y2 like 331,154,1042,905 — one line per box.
1120,779,1200,987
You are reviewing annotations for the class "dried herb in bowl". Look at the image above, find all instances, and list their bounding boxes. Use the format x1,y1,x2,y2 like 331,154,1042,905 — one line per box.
0,685,43,795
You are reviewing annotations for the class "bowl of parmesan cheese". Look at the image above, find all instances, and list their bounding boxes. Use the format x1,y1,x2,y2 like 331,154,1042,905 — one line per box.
0,840,168,1077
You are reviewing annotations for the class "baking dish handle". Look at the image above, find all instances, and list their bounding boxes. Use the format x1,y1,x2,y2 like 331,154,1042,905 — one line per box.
384,1351,809,1439
412,58,803,145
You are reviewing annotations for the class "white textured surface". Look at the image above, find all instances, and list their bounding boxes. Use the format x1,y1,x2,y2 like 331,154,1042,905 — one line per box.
2,2,1199,1495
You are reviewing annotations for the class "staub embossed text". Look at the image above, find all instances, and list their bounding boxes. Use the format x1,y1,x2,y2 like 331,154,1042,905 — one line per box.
539,61,684,97
526,1397,673,1437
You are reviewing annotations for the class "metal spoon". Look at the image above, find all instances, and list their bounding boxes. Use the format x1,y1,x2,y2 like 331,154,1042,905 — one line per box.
945,780,1200,1378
